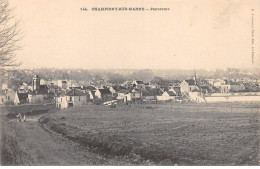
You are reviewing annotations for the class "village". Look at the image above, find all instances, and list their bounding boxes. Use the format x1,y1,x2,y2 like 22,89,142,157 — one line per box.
1,70,260,109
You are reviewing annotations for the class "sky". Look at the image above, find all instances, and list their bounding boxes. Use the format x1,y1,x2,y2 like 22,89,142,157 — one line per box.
8,0,260,70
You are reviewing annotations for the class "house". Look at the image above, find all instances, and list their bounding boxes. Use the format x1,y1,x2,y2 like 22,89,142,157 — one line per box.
19,82,29,92
109,86,127,96
132,80,145,89
48,84,60,94
109,86,117,96
157,91,176,101
124,88,141,102
149,83,159,89
88,90,96,100
56,89,88,109
0,89,15,105
169,86,181,96
220,80,246,93
220,80,230,93
61,81,67,89
116,88,141,102
121,81,132,88
180,79,198,93
82,85,96,91
117,89,130,100
14,92,28,105
95,88,112,101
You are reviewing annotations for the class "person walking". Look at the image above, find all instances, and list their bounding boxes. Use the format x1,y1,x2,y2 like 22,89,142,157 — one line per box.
23,114,26,122
16,113,22,122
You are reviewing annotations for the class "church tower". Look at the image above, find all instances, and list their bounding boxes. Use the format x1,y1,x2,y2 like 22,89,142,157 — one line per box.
32,75,40,93
193,69,198,85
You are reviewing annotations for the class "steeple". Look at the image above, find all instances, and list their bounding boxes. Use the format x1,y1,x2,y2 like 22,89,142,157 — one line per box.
193,69,197,85
32,75,40,93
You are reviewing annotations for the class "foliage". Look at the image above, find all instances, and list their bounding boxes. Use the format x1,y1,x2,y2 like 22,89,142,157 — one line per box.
0,0,22,73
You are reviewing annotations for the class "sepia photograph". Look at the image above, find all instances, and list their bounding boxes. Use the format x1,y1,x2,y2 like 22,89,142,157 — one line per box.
0,0,260,166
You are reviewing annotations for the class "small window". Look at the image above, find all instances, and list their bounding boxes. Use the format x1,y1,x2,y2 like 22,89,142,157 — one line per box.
79,96,80,101
70,97,72,101
1,98,3,102
61,98,62,102
190,87,192,91
8,96,10,100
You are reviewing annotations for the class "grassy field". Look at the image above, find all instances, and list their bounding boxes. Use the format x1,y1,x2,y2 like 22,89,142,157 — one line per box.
40,102,260,165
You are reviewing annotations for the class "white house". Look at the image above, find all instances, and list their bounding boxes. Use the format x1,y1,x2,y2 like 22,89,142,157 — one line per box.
56,89,88,109
116,88,141,102
125,88,141,101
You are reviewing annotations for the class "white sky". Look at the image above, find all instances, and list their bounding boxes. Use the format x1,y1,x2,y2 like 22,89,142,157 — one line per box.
9,0,260,70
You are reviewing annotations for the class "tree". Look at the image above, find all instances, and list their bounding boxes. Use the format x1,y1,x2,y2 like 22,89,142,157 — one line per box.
0,0,22,73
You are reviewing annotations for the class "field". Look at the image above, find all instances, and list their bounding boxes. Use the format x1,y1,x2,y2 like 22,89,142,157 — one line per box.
1,103,55,117
40,102,260,165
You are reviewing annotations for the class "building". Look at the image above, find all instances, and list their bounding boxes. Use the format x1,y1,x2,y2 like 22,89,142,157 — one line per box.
169,86,181,96
82,85,96,91
220,80,246,93
28,75,50,104
125,88,141,101
180,79,198,93
132,80,145,89
88,90,96,100
157,91,176,101
0,89,15,105
57,80,67,89
14,92,28,105
121,81,132,88
95,88,113,101
56,89,88,109
109,86,117,96
116,89,131,100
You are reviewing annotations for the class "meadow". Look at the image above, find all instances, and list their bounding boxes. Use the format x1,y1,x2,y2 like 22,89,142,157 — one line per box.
40,102,260,165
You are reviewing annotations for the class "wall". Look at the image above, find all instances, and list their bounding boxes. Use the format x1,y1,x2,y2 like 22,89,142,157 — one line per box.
28,94,46,104
157,96,175,101
205,95,260,103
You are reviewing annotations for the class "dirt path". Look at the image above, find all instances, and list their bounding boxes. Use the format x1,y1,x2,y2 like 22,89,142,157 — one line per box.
1,114,133,165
